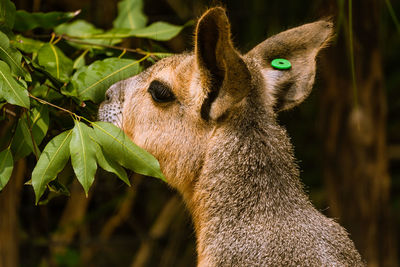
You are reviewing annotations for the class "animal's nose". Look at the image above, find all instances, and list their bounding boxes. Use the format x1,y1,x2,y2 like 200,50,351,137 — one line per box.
105,88,112,102
104,81,123,103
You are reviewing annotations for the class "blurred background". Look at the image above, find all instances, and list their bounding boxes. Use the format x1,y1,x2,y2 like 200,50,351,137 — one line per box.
1,0,399,266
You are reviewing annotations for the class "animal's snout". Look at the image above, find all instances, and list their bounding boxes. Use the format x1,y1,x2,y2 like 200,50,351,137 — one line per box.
98,81,124,126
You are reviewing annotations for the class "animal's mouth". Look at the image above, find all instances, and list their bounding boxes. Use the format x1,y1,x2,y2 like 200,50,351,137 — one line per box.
97,101,123,129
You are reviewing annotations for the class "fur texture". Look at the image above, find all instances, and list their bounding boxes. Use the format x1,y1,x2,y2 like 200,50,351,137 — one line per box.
98,7,364,266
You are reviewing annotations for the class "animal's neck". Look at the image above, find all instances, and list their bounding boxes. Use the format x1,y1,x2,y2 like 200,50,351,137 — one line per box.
188,115,311,261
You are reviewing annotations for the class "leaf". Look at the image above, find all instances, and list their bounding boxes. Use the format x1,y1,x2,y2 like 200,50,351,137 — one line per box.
55,20,122,48
0,0,16,29
30,84,63,101
0,148,13,191
37,43,73,83
73,49,89,69
113,0,147,30
11,105,50,160
56,20,103,36
0,31,31,80
13,10,80,32
70,121,97,196
94,141,130,185
152,52,174,59
82,22,185,41
0,60,29,108
27,57,64,88
71,58,140,103
127,21,184,41
12,114,36,159
32,130,72,204
48,179,70,196
92,121,165,180
10,35,44,53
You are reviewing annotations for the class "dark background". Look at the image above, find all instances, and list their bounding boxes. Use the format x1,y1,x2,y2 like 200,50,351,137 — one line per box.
1,0,399,266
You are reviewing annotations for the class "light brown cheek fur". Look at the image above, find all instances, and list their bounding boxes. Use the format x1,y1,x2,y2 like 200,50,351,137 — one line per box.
122,93,210,203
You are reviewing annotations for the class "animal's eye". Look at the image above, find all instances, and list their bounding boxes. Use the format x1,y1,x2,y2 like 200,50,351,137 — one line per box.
148,80,175,103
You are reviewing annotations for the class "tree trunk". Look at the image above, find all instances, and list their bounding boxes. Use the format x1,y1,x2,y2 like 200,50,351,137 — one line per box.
319,0,398,266
0,159,26,267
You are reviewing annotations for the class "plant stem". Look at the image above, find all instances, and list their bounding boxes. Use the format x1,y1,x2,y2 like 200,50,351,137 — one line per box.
348,0,358,109
385,0,400,34
28,93,79,118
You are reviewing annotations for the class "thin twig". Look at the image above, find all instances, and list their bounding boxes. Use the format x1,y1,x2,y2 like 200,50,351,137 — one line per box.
29,93,78,118
4,108,16,117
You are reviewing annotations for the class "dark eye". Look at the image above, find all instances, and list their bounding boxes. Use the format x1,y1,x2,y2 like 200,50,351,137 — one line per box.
148,80,175,103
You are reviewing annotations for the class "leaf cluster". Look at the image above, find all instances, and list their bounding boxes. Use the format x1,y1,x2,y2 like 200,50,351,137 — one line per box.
0,0,181,203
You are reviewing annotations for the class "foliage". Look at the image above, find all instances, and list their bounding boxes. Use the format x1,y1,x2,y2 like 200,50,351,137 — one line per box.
0,0,185,203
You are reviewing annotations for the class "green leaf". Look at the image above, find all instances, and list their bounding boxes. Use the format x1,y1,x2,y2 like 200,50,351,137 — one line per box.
31,84,63,101
0,60,29,108
152,52,174,59
92,121,165,181
32,130,72,204
26,57,64,88
71,58,140,103
55,20,122,48
113,0,147,30
55,20,103,36
10,35,44,53
11,116,31,160
94,141,130,185
70,121,97,196
0,31,31,80
81,22,185,41
37,43,73,83
11,106,50,160
127,21,184,41
73,49,88,69
13,10,80,32
0,148,13,191
48,179,70,196
0,0,16,29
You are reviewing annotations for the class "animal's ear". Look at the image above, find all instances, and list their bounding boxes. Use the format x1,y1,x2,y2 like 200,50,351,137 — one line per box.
246,20,334,111
195,7,251,121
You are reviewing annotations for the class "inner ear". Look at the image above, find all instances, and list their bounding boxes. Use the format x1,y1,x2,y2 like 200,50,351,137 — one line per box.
195,8,251,121
197,17,223,84
195,8,228,92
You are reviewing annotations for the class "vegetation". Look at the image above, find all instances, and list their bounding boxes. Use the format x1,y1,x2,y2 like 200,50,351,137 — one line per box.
0,0,185,202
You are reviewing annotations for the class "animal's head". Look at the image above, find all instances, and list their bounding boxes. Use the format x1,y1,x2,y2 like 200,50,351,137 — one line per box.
98,7,333,199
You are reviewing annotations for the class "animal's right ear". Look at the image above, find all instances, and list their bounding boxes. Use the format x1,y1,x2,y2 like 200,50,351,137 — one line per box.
195,7,251,121
246,20,333,111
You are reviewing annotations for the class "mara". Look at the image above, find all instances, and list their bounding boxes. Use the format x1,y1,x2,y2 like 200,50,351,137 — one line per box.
99,7,364,267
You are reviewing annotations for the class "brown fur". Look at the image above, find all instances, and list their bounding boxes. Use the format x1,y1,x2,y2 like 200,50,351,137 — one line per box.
98,7,364,266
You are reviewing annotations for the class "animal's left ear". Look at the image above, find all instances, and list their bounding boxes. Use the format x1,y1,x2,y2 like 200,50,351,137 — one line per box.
246,20,333,111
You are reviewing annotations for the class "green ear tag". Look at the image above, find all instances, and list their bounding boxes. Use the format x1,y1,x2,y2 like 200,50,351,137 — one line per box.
271,58,291,70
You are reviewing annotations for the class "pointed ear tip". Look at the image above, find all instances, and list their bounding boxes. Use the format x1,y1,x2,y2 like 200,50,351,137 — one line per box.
314,19,335,45
206,6,227,15
199,7,227,22
319,18,335,33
